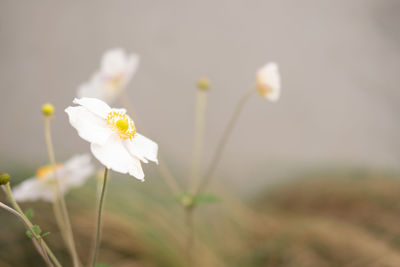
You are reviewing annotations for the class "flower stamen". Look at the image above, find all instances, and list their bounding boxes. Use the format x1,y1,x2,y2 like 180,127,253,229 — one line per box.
36,164,62,180
105,111,136,140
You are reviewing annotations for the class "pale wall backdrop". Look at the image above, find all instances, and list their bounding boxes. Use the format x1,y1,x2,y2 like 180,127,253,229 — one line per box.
1,0,399,190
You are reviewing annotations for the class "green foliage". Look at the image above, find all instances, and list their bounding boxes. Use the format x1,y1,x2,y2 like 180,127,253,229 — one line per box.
25,225,50,239
193,193,221,205
32,225,42,235
175,192,221,208
24,209,34,220
25,230,33,239
95,263,111,267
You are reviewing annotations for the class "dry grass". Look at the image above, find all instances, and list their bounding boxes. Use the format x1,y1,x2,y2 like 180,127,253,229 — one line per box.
2,170,400,266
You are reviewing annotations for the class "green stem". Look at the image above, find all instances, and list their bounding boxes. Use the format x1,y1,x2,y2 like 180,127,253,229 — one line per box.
2,186,62,267
185,207,195,267
91,168,109,267
196,89,254,194
189,89,208,193
118,93,182,195
44,117,81,267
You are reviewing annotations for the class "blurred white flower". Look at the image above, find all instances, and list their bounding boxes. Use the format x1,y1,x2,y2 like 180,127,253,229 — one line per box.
77,48,140,103
256,62,281,101
13,154,94,202
65,97,158,181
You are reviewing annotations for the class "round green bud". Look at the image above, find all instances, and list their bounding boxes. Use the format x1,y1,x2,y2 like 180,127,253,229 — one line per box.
181,195,193,208
41,103,55,116
197,78,211,91
0,173,10,185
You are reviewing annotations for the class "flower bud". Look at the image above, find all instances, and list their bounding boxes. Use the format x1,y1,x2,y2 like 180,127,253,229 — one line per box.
41,103,55,116
181,194,194,208
0,173,10,185
196,78,211,91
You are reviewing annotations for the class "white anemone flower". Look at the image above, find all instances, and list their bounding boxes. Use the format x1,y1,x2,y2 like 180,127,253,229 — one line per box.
256,62,281,101
13,154,94,202
77,48,140,103
65,97,158,181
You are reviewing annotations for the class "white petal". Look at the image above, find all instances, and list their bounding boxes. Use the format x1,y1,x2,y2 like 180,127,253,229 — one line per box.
124,133,158,164
60,154,95,190
101,48,127,76
73,97,112,118
77,73,106,100
90,135,144,180
257,62,281,101
121,54,140,87
13,178,55,202
65,106,112,145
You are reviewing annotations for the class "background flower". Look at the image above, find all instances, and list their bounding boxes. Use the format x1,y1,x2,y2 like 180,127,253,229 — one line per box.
77,48,140,103
13,154,94,202
256,62,281,101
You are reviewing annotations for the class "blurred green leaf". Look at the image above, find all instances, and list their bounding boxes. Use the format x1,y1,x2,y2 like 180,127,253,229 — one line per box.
24,209,34,220
32,225,42,235
95,263,111,267
41,232,51,238
25,230,33,239
193,193,221,205
174,192,221,208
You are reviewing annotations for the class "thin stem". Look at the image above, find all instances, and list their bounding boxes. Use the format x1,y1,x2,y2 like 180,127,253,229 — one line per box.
158,156,181,195
189,89,208,193
185,207,195,267
44,117,81,267
91,168,109,267
1,187,62,267
0,201,53,266
52,200,69,250
118,93,182,195
196,89,254,194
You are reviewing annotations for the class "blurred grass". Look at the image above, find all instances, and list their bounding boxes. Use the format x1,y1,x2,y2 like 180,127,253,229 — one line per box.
2,167,400,266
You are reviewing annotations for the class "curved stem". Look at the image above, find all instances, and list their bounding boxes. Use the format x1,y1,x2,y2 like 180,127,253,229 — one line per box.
44,117,81,267
196,89,254,194
1,188,62,267
91,168,109,267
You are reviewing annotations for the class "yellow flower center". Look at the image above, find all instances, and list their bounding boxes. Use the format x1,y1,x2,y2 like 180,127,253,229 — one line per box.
105,111,136,140
256,76,273,98
36,164,62,180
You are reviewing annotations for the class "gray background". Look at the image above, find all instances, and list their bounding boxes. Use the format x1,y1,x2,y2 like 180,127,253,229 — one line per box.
1,0,399,189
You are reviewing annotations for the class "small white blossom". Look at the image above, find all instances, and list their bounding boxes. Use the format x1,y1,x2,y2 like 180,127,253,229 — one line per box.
65,97,158,181
256,62,281,101
77,48,139,103
13,154,94,202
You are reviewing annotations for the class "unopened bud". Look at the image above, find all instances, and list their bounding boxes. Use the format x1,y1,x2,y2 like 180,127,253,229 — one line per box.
0,173,10,185
196,78,211,91
41,103,55,116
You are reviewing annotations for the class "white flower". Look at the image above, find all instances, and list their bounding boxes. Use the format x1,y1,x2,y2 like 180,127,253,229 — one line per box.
77,48,140,103
13,154,94,202
256,62,281,101
65,97,158,181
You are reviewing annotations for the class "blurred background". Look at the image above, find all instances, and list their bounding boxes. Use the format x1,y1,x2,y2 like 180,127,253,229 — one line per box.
1,0,400,266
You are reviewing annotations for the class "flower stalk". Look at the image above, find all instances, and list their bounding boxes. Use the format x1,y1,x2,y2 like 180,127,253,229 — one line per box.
196,89,254,194
43,116,81,267
189,86,208,193
91,167,109,267
1,184,62,267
